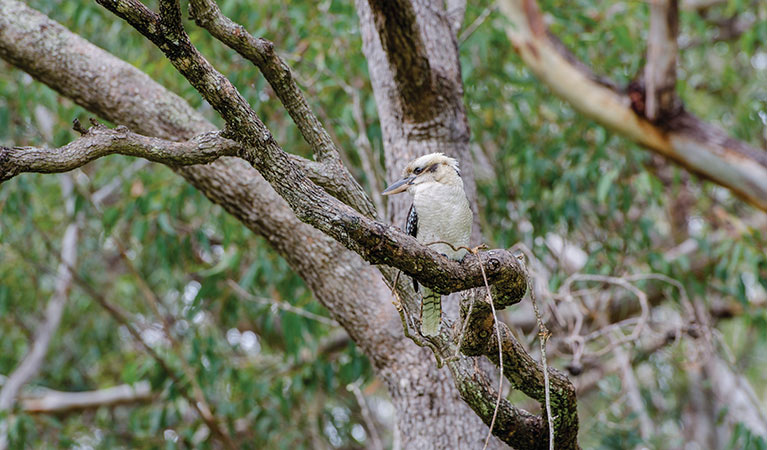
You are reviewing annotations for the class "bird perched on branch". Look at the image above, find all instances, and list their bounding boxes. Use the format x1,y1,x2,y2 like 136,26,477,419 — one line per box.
382,153,472,336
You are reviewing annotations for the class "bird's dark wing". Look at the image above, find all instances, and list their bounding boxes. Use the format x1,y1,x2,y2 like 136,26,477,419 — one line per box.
406,203,419,292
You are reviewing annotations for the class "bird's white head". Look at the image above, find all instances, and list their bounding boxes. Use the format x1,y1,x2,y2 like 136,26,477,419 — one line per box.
382,153,462,196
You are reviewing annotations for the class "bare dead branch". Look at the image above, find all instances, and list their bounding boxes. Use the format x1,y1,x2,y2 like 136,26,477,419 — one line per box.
497,0,767,211
20,382,154,414
561,274,650,357
0,121,240,184
645,0,681,121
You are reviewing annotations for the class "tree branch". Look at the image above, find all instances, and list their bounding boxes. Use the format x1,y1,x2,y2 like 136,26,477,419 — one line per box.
3,120,524,298
0,119,375,214
188,0,376,219
387,253,577,448
0,121,240,183
19,382,154,414
2,1,570,446
497,0,767,211
447,357,549,449
0,0,396,393
645,0,680,121
94,0,525,299
456,290,578,449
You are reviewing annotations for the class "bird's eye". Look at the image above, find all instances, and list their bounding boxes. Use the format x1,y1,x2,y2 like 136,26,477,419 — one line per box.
413,167,423,175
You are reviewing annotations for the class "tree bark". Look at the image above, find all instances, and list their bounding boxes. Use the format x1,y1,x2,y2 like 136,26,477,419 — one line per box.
355,1,506,448
497,0,767,211
645,0,680,122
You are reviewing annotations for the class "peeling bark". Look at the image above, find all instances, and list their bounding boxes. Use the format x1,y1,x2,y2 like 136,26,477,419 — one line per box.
497,0,767,211
645,0,681,121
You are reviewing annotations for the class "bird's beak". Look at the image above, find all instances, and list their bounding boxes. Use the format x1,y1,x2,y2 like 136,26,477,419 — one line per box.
382,176,415,195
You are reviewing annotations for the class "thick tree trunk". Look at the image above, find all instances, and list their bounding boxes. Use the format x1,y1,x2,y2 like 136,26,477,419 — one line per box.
355,1,505,448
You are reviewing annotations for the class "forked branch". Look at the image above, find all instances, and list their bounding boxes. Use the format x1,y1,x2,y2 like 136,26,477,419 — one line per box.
497,0,767,211
94,0,526,300
188,0,376,218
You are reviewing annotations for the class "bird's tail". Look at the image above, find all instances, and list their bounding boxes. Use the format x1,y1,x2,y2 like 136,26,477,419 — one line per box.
421,287,442,337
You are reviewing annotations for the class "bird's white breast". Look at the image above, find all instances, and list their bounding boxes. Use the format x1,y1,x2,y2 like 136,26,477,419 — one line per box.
412,182,472,260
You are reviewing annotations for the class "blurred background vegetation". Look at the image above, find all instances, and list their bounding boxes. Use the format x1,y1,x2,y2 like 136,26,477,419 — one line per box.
0,0,765,448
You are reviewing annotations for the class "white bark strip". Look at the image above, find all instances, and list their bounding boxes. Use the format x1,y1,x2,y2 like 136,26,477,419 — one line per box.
0,175,79,449
21,382,153,414
645,0,679,121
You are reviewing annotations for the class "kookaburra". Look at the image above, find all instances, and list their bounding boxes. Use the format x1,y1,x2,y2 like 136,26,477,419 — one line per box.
382,153,473,336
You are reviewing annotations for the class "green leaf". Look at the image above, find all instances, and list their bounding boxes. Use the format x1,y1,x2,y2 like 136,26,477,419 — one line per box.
102,206,121,231
597,169,618,204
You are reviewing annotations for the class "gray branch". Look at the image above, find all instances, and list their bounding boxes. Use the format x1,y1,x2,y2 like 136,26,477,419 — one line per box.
20,381,153,414
0,121,240,183
188,0,376,219
95,0,526,299
645,0,681,121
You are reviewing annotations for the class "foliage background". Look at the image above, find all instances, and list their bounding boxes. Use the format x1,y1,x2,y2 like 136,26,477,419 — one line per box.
0,0,765,448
